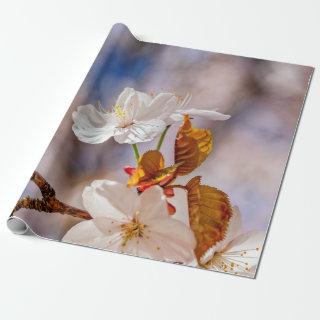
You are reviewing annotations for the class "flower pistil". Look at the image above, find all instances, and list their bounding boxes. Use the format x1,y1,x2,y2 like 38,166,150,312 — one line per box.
121,211,146,247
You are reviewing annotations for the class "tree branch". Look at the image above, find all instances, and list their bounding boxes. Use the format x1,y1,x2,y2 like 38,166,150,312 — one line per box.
13,171,92,220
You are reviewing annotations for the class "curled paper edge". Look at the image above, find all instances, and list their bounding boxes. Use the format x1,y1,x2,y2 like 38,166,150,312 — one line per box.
7,216,30,235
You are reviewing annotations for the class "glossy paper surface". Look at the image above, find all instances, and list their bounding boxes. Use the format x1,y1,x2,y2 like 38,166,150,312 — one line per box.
9,23,314,278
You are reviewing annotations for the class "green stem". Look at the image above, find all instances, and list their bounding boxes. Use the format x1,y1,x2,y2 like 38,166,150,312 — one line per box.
156,125,170,151
132,144,140,162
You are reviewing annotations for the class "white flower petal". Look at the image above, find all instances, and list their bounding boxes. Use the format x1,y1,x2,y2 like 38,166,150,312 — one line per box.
200,206,242,264
72,105,116,144
147,217,196,263
62,220,112,249
63,219,126,252
166,188,190,226
115,88,153,123
148,232,196,264
139,186,169,222
93,217,123,235
149,93,179,118
119,238,138,255
124,89,152,109
113,119,166,144
122,90,152,124
137,91,153,108
179,93,192,109
136,93,179,121
82,180,138,219
176,108,231,121
133,237,165,260
116,88,152,108
115,87,136,107
168,113,184,122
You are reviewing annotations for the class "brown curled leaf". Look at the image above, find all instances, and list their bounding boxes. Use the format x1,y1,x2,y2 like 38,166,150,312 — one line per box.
175,115,212,176
186,176,233,264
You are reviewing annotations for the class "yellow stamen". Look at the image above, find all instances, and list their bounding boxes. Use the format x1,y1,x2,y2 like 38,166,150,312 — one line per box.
121,213,145,247
114,104,126,118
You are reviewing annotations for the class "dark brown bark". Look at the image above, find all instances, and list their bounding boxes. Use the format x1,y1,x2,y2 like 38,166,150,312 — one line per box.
13,171,92,220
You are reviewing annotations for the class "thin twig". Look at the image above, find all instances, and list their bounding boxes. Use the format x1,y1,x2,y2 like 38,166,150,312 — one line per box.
13,171,92,220
164,184,187,190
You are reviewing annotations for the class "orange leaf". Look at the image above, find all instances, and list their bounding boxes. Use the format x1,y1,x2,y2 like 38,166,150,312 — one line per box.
175,115,212,176
186,176,233,264
127,150,164,187
127,150,179,189
136,164,180,192
139,150,165,176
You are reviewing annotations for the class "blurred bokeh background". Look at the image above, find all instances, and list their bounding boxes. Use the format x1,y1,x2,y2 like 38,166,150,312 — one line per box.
13,23,313,241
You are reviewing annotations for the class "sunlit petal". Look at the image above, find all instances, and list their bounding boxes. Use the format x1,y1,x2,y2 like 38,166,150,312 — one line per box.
82,179,139,219
72,105,116,143
113,119,166,144
178,108,231,121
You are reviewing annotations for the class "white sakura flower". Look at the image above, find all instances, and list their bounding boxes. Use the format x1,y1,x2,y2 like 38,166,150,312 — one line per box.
168,93,231,123
72,87,179,144
72,88,230,145
202,207,265,277
62,180,196,264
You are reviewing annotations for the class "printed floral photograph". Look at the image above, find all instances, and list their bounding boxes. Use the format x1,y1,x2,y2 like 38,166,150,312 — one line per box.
10,23,313,278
